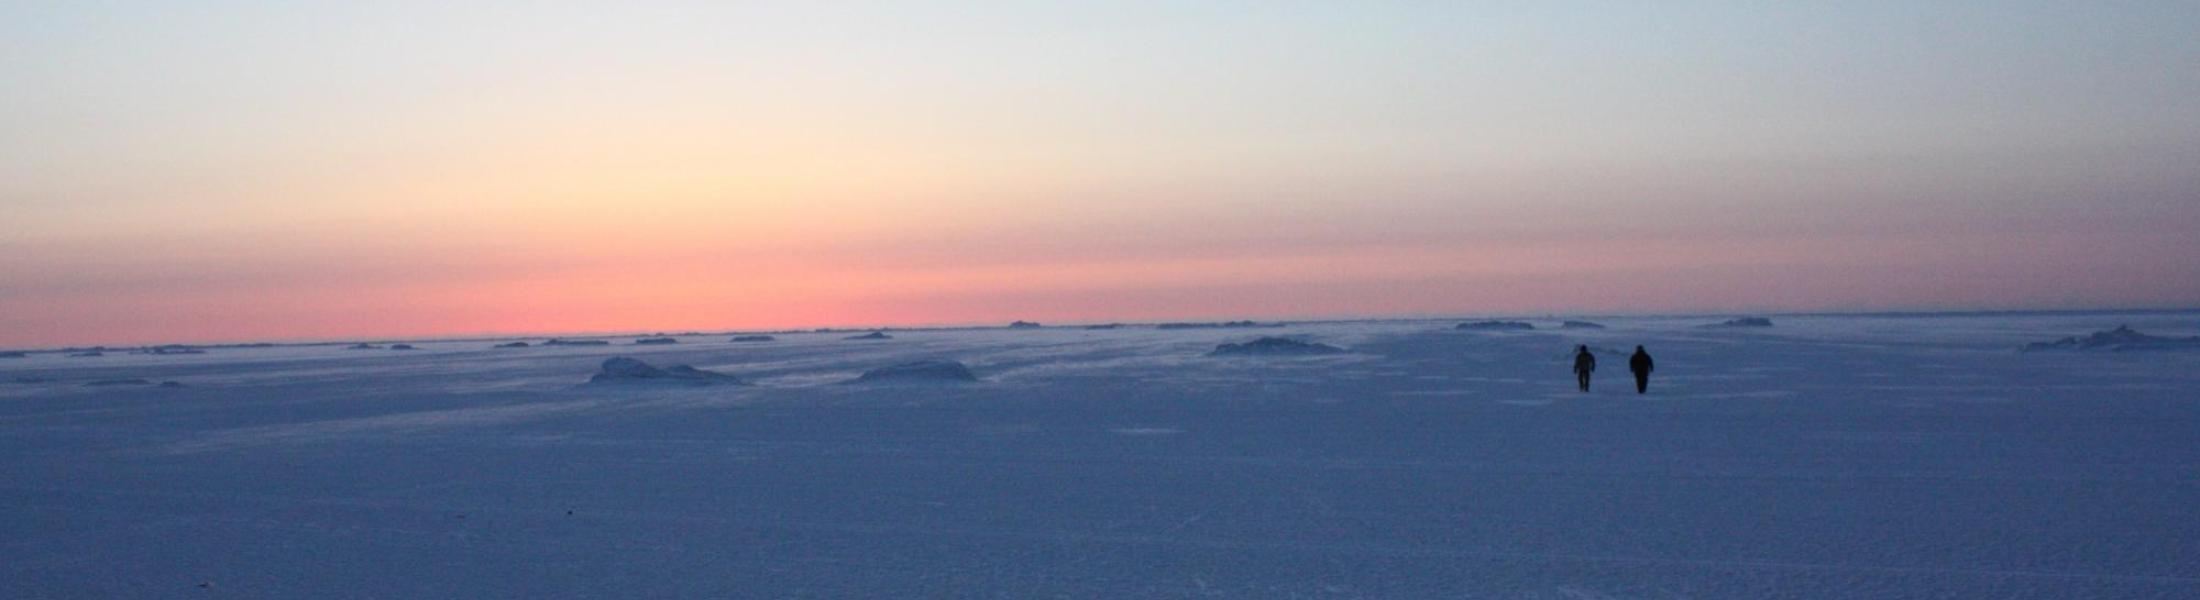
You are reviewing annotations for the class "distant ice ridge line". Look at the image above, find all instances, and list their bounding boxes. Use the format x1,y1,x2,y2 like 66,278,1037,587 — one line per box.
1702,317,1774,328
2021,325,2200,352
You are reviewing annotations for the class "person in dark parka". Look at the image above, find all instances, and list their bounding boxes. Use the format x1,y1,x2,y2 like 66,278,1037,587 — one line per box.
1572,345,1596,392
1629,346,1654,394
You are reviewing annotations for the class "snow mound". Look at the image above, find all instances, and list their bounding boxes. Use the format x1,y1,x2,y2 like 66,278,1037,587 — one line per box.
845,331,893,340
850,360,979,383
729,335,777,342
493,342,531,348
346,344,380,350
1703,317,1774,328
2021,325,2200,352
1008,321,1043,329
543,339,611,346
1210,337,1347,356
586,357,746,386
634,337,678,345
1560,320,1606,329
1456,320,1534,331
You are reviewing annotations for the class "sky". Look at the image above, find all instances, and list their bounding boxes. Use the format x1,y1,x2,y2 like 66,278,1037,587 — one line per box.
4,1,2198,347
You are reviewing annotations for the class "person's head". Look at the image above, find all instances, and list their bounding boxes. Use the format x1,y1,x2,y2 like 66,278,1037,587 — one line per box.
1635,345,1645,352
1577,345,1588,353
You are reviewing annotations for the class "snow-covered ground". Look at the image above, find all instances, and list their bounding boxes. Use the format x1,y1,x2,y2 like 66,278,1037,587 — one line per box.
5,313,2199,598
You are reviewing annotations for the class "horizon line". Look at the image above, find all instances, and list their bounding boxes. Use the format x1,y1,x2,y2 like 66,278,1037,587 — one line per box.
6,305,2195,353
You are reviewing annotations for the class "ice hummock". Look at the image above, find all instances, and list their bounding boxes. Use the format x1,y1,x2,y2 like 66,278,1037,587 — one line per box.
1457,320,1535,331
586,357,746,386
2021,325,2200,352
1210,337,1347,356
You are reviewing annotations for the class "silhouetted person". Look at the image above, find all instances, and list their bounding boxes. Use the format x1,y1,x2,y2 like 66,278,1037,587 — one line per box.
1629,345,1654,394
1572,345,1595,392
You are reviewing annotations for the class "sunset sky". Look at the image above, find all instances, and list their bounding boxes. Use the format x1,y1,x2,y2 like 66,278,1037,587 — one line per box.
5,2,2198,347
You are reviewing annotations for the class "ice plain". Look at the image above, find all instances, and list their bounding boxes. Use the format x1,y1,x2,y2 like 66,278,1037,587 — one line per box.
4,313,2199,598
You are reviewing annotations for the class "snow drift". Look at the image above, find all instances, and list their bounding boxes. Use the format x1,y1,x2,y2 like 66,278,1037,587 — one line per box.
850,360,978,383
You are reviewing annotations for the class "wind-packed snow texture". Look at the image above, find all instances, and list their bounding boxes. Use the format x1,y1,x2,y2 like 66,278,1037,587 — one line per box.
4,313,2199,598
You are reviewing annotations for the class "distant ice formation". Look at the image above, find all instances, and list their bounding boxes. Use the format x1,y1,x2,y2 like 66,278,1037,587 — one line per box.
850,360,979,383
1456,321,1535,331
587,357,746,386
1560,321,1606,329
1210,337,1347,356
730,335,777,342
0,352,24,359
1157,321,1271,330
1008,321,1043,329
493,342,531,348
2022,325,2200,352
389,344,417,350
634,337,678,345
543,339,612,346
346,343,381,350
68,351,103,358
83,378,152,387
1703,317,1774,328
845,331,893,340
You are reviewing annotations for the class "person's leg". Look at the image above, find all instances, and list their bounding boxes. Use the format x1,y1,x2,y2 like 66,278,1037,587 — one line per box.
1635,373,1648,394
1578,372,1590,392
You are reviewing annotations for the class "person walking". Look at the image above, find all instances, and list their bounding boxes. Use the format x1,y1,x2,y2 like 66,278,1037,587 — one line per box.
1572,345,1596,392
1629,345,1654,394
